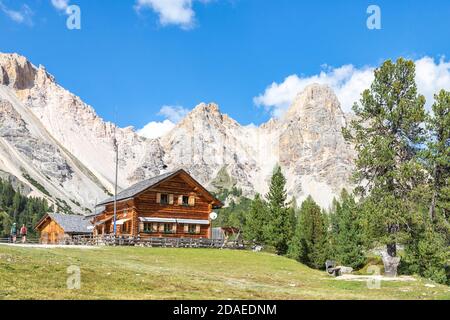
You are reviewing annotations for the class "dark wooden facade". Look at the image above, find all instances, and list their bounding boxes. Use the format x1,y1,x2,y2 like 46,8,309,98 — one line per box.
93,170,222,239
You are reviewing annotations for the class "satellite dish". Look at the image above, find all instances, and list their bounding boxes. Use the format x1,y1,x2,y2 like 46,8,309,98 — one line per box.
209,212,218,221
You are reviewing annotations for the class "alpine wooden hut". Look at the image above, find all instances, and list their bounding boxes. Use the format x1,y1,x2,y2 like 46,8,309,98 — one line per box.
93,169,223,239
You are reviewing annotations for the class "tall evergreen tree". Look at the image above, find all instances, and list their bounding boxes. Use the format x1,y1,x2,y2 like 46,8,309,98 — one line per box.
403,210,449,285
289,196,329,269
1,180,14,208
288,197,298,237
0,179,50,238
0,211,12,238
215,196,251,230
343,58,427,269
424,90,450,222
330,189,366,269
264,165,292,255
244,193,268,243
401,90,450,285
12,188,22,222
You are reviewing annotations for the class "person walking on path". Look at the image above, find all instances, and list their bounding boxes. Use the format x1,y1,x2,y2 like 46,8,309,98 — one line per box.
10,223,17,244
20,224,28,244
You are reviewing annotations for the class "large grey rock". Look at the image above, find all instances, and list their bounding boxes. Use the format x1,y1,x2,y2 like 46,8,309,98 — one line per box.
381,252,401,277
336,266,354,274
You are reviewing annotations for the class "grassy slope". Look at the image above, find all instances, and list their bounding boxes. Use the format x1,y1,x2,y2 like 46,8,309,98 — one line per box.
0,246,448,300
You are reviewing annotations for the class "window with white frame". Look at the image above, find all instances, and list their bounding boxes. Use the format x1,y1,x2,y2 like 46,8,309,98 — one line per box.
143,223,157,233
160,194,169,204
164,223,175,234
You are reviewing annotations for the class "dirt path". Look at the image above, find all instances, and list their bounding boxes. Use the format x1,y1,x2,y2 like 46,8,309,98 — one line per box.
335,274,416,282
0,243,98,250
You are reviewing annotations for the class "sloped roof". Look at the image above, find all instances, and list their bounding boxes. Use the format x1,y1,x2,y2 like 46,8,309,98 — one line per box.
97,169,222,207
47,213,92,234
85,205,106,218
97,171,175,206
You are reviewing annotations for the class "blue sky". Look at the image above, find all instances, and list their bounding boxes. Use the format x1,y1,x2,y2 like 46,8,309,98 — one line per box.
1,0,450,135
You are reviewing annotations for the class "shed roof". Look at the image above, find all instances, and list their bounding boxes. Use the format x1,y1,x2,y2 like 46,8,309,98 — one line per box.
39,213,93,234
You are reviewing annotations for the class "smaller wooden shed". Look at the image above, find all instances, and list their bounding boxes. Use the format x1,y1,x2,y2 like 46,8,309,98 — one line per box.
35,213,93,244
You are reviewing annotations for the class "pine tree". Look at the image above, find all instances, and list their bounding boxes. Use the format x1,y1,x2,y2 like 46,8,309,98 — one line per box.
343,58,427,269
329,198,340,250
0,211,12,238
264,165,292,255
289,196,329,269
12,188,22,222
288,197,298,237
2,181,14,207
244,194,268,243
400,90,450,285
404,211,449,285
424,90,450,222
0,179,49,237
330,189,366,269
215,196,251,230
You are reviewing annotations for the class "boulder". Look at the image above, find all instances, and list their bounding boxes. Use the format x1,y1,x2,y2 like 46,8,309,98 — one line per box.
381,252,401,277
336,266,353,274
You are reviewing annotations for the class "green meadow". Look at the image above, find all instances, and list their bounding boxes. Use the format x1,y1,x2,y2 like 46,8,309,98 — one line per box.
0,245,448,300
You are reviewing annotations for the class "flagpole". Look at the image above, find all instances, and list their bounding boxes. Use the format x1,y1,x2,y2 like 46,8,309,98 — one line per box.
113,139,118,236
113,117,118,237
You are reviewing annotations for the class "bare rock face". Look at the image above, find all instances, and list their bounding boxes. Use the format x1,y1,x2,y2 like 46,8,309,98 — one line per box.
161,103,258,195
159,85,355,206
0,53,149,213
278,84,355,206
0,169,33,195
0,54,36,90
0,53,356,212
0,67,8,86
0,99,72,182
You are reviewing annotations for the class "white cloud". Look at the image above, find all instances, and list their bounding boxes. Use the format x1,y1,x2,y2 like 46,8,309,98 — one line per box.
137,105,191,139
254,56,450,116
50,0,73,16
158,105,190,123
134,0,210,29
137,119,176,139
0,1,33,25
51,0,70,11
415,56,450,110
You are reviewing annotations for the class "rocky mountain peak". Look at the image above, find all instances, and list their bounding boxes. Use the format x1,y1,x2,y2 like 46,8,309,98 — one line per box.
260,117,280,131
0,53,55,91
186,102,221,119
0,53,37,90
284,83,344,121
179,102,239,129
301,83,336,99
275,83,354,206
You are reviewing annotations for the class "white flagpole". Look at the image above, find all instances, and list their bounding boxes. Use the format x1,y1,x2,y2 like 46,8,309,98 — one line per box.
113,111,118,237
